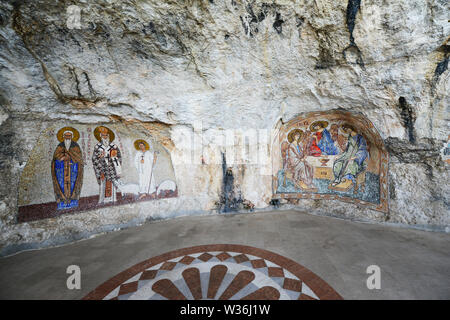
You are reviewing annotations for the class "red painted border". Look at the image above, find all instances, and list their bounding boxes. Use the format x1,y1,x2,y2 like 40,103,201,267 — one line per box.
83,244,343,300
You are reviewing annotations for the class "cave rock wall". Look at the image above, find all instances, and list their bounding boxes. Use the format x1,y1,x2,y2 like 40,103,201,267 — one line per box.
0,0,448,255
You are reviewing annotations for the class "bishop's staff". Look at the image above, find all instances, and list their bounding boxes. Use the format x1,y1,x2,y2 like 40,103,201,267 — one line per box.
147,150,159,196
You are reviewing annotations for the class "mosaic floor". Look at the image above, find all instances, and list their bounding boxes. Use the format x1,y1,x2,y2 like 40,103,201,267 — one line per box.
83,244,342,300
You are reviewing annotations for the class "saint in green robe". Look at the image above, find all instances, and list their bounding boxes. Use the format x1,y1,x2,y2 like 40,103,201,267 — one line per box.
332,134,368,184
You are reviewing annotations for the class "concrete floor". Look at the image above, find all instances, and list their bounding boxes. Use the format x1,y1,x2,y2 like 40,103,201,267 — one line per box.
0,210,449,300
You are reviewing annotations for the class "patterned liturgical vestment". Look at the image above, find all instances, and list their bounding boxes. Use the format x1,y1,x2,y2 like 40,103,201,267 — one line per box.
92,141,122,204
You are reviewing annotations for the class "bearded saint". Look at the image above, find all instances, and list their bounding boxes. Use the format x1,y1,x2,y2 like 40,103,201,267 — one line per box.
331,124,369,188
51,127,84,209
92,126,122,204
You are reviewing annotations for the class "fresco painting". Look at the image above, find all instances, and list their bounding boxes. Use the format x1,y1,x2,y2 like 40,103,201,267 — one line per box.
272,111,389,213
18,124,178,222
51,127,84,210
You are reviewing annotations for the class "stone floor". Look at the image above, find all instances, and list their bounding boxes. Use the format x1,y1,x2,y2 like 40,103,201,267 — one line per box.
0,210,449,300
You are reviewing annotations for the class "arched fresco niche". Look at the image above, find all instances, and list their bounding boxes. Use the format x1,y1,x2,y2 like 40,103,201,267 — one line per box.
272,110,388,213
17,123,178,222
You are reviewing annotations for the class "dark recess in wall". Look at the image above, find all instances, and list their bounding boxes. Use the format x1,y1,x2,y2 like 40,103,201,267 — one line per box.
398,97,416,144
218,152,242,213
273,12,284,34
343,0,365,68
346,0,361,45
434,50,449,80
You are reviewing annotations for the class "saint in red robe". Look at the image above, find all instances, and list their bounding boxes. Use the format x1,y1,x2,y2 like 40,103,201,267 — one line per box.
308,132,322,156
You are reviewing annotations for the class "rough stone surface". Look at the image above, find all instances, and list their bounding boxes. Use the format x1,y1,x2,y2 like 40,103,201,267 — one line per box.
0,0,449,255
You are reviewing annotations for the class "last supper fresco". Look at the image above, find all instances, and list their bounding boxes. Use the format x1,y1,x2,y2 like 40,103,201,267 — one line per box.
272,110,388,213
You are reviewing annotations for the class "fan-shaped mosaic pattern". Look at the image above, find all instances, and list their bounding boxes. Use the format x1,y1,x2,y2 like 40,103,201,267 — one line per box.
83,244,342,300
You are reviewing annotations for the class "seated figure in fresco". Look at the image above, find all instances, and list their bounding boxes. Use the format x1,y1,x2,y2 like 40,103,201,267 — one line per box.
330,124,369,190
329,123,347,153
285,129,315,190
51,127,84,210
134,139,157,199
92,126,122,204
308,121,339,156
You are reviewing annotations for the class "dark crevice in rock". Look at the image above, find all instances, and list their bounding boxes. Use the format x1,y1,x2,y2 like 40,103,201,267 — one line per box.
83,72,96,97
343,0,365,68
432,45,449,90
388,177,396,200
434,54,449,78
346,0,361,45
66,67,97,99
217,152,242,213
239,16,251,37
239,3,275,37
269,199,280,208
343,44,365,68
68,66,82,97
398,97,416,144
423,163,434,182
315,45,336,69
272,12,284,34
142,21,156,35
385,137,440,163
239,4,260,37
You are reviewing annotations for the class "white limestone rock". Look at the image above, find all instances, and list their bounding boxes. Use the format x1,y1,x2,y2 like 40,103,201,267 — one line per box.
0,0,448,254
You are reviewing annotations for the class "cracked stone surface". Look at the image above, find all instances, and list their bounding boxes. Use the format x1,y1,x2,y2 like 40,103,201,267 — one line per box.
0,0,449,255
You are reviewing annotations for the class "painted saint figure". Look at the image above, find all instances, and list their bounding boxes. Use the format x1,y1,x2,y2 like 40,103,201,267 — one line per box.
92,126,122,204
134,139,157,199
330,124,369,189
329,123,347,152
51,127,84,209
285,129,315,190
308,121,339,156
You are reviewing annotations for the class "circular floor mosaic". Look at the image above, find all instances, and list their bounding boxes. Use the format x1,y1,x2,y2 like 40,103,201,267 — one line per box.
83,244,343,300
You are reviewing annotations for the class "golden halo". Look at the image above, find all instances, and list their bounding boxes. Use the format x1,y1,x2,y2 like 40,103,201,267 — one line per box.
56,127,80,142
287,129,304,143
134,139,150,151
93,126,115,142
341,123,356,133
309,120,329,132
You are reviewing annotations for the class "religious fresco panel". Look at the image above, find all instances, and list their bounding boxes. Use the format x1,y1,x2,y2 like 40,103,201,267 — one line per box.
272,110,389,213
17,123,178,222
